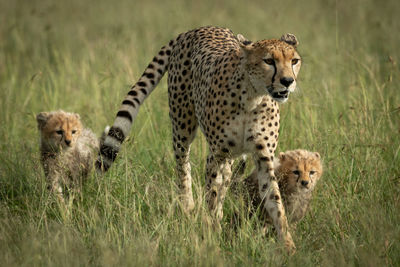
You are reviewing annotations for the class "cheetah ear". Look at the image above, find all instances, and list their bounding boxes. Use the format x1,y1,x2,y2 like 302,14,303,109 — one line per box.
278,152,286,161
74,113,81,120
36,112,50,129
314,152,321,159
237,34,252,46
280,33,299,47
237,34,253,55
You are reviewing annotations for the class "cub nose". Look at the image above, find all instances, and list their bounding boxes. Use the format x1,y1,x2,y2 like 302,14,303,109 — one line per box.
301,180,309,187
65,140,71,146
280,77,294,87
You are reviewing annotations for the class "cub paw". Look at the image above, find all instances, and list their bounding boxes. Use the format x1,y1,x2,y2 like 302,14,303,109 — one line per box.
284,234,296,255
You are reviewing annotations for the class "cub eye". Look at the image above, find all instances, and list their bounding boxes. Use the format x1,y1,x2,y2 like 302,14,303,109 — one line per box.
291,58,299,65
263,58,275,65
292,170,300,176
56,130,63,135
72,130,77,134
310,170,316,176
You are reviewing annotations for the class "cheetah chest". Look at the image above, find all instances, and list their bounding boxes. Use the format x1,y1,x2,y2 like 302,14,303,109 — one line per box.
205,95,280,157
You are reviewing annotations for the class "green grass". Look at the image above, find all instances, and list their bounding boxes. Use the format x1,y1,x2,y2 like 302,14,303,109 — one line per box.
1,0,399,265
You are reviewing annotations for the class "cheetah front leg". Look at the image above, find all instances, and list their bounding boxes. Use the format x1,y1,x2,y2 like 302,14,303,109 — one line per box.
47,170,65,203
205,154,233,223
219,158,234,209
255,153,295,253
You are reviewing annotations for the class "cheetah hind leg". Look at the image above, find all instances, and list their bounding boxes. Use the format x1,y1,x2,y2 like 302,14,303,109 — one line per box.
205,154,233,223
172,127,198,213
174,147,195,212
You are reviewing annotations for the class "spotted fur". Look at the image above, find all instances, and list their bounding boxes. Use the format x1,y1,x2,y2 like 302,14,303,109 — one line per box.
96,26,302,251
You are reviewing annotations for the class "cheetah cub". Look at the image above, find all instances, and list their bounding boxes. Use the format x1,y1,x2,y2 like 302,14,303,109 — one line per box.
244,149,323,226
36,110,99,200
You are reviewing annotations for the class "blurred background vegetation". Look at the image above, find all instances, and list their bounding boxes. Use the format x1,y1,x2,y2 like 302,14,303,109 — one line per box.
0,0,399,265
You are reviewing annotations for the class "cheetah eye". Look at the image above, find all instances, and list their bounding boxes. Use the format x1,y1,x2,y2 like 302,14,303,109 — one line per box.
291,58,299,65
292,170,300,176
310,170,316,176
72,130,77,134
56,130,63,135
263,58,275,65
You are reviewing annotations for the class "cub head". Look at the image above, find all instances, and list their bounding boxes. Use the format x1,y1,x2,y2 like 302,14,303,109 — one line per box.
277,149,322,193
238,33,301,103
36,110,82,151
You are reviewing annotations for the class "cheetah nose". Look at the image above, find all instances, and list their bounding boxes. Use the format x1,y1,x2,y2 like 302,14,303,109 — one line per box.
301,180,309,187
280,77,294,87
65,140,71,146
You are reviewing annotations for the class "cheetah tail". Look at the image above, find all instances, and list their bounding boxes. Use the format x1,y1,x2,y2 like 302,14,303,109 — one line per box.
99,125,110,148
96,39,176,172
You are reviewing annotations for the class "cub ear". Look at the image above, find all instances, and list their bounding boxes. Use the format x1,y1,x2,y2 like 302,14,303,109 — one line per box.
280,33,299,47
36,112,49,129
278,152,286,161
314,152,321,159
73,113,81,121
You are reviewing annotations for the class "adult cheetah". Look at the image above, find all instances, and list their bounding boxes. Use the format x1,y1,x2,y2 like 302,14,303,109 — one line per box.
97,26,302,251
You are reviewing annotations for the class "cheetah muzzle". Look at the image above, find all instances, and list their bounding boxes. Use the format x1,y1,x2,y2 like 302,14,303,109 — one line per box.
268,87,290,103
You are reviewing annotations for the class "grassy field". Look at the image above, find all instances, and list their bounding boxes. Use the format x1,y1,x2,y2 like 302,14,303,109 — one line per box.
1,0,399,265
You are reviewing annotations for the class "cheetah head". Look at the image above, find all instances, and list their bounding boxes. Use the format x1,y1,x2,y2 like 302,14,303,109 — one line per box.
238,33,301,103
37,110,82,151
277,150,323,194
